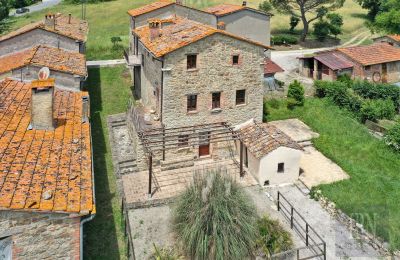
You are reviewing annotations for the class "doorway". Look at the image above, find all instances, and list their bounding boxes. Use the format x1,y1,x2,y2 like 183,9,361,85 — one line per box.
382,63,388,83
199,132,210,157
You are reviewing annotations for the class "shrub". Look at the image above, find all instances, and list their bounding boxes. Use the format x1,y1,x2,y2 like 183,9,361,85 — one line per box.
327,13,343,38
352,80,400,110
256,216,293,255
384,123,400,152
258,1,273,13
337,73,352,87
173,171,257,260
314,80,332,98
312,20,331,41
272,35,298,45
287,80,305,107
360,99,396,122
286,98,298,110
269,98,281,109
152,244,183,260
289,16,300,32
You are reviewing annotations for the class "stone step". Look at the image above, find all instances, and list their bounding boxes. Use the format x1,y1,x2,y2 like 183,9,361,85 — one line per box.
111,121,127,127
298,140,312,147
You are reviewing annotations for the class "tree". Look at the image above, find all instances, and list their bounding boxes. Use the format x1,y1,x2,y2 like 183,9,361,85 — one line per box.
111,36,122,47
0,0,9,34
327,13,343,38
289,16,300,32
287,80,305,109
270,0,344,41
258,0,273,13
356,0,383,21
372,0,400,34
173,171,257,259
313,20,331,41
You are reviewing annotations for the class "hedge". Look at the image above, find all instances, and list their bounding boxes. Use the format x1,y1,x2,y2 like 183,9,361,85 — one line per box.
271,35,298,45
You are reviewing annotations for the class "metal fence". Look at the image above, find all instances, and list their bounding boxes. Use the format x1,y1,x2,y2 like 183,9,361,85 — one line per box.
277,191,326,260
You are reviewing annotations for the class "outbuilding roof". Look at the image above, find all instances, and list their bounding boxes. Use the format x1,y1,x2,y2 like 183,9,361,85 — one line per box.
239,121,302,159
205,3,270,17
0,45,87,76
133,16,271,58
127,0,174,17
0,14,88,42
264,58,284,74
0,78,94,215
386,35,400,42
337,43,400,66
314,51,354,70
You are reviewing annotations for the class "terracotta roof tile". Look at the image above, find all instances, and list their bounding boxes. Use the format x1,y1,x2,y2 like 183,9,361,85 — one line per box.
264,58,284,74
127,0,174,17
0,78,94,215
0,14,88,42
205,4,245,16
337,43,400,66
133,16,271,58
239,122,302,159
387,35,400,42
0,45,87,76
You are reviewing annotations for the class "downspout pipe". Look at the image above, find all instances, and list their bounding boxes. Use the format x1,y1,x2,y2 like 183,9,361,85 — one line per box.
80,120,96,260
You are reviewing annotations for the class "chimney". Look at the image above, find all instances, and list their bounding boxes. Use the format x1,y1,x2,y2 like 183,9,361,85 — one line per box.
242,1,247,6
68,13,72,24
30,79,55,130
217,21,225,30
176,0,183,5
44,14,56,29
149,20,161,41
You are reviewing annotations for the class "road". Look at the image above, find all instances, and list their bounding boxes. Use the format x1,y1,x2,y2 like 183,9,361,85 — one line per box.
10,0,62,17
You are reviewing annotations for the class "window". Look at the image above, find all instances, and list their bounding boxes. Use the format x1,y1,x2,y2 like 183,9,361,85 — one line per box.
236,89,246,105
0,236,12,260
277,163,285,173
178,135,189,147
365,65,371,71
187,54,197,70
232,55,239,65
212,92,221,109
187,94,197,112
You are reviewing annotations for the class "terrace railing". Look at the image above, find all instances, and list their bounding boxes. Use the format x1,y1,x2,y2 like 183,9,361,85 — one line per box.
276,191,327,260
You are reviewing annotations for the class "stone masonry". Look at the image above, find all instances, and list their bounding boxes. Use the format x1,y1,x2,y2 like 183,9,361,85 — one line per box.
0,211,81,260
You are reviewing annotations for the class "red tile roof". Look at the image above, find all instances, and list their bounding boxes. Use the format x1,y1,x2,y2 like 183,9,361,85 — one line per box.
239,121,302,159
387,35,400,42
337,43,400,66
0,78,94,215
133,16,271,58
205,4,245,16
0,45,87,76
0,14,88,42
264,58,284,74
127,0,174,17
314,51,354,70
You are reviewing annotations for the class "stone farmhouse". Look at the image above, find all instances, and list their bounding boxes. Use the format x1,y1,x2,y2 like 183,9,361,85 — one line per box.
374,34,400,48
0,77,94,259
0,13,88,56
0,45,87,90
299,42,400,83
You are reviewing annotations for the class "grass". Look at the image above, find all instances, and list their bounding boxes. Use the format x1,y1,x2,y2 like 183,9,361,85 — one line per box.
266,98,400,250
5,0,368,60
82,66,132,259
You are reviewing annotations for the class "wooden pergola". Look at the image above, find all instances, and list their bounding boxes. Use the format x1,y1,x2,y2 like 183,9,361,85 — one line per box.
137,122,246,196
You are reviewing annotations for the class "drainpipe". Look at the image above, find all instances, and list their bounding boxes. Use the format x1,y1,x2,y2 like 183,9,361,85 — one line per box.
160,59,164,122
80,121,96,260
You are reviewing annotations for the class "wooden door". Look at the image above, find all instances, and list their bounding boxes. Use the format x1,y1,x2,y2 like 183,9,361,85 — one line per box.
199,132,210,157
382,63,388,83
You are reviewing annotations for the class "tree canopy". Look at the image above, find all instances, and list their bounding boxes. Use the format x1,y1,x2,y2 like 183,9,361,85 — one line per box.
356,0,383,21
372,0,400,34
270,0,345,41
0,0,10,34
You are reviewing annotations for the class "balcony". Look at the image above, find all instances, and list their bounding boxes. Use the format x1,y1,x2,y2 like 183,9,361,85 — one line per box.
124,49,142,66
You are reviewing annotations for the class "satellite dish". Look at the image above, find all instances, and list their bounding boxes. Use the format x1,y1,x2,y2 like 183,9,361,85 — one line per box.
38,67,50,80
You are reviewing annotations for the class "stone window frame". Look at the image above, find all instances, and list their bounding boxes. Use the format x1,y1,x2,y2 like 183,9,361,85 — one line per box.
211,91,221,110
186,53,198,71
235,89,246,106
187,94,198,113
232,54,240,66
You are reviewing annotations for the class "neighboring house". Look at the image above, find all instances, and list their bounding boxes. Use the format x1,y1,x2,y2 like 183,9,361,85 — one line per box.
0,45,87,90
374,35,400,48
263,58,284,92
131,16,269,128
0,78,94,259
0,13,88,56
237,119,303,186
126,0,271,67
299,43,400,83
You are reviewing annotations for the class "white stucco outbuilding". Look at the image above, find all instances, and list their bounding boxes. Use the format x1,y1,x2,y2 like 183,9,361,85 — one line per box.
236,120,303,186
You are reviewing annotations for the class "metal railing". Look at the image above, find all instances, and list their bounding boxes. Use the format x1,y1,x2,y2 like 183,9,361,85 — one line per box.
277,191,327,260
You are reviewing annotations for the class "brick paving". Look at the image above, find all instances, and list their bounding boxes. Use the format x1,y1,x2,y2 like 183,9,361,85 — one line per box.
122,158,258,206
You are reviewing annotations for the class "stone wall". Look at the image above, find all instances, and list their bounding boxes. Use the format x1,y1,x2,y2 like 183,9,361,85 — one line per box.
0,29,80,56
11,66,83,91
162,33,265,128
0,210,81,260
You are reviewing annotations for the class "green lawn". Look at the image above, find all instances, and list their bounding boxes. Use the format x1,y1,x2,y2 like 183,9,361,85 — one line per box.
5,0,367,60
83,66,132,259
266,98,400,250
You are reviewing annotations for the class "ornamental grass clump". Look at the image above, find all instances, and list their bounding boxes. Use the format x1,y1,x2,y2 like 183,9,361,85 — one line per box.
173,170,258,260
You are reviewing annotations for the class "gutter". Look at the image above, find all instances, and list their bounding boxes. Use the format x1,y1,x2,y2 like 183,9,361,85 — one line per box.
79,119,96,260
